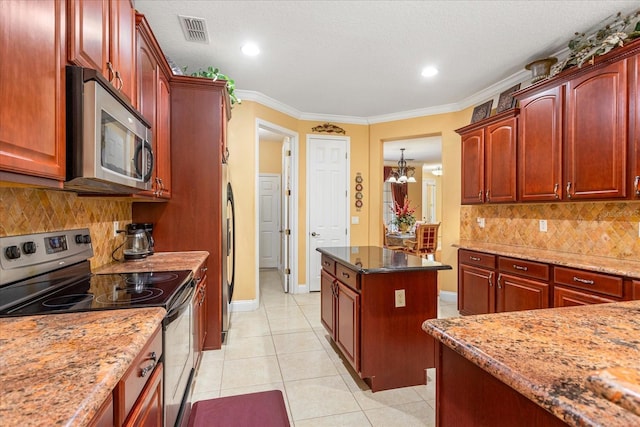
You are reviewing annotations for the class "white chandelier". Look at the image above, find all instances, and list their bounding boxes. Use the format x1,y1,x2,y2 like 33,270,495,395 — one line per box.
386,148,416,184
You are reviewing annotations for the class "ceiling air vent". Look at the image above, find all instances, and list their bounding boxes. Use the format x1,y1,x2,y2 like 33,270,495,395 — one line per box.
178,15,209,43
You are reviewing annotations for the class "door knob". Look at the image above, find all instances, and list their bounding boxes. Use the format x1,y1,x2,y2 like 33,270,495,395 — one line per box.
311,232,320,237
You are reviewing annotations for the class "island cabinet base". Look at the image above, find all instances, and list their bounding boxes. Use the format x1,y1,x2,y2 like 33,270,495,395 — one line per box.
436,343,568,427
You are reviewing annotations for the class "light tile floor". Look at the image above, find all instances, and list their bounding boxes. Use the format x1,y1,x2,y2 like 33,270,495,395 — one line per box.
191,269,460,426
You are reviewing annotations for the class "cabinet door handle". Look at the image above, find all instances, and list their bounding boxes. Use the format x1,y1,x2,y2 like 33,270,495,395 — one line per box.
323,260,331,267
341,271,350,279
573,276,595,285
114,71,123,91
553,183,559,199
106,61,115,82
485,189,490,202
635,176,640,196
478,191,483,202
497,273,502,289
488,272,494,287
513,264,528,271
566,182,572,199
140,351,157,378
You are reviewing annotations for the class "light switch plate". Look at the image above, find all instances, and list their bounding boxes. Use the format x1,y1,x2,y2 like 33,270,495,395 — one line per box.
539,219,547,232
351,216,359,224
395,289,406,308
477,218,485,228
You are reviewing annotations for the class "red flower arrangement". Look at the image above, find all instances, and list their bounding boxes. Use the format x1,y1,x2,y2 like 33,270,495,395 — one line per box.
391,197,417,230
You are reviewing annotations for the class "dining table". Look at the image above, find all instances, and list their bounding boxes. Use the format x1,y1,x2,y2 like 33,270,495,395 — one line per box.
385,232,415,247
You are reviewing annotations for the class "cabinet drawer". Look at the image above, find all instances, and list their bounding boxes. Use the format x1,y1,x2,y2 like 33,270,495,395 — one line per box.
336,263,359,291
498,256,549,281
459,249,496,269
114,326,163,424
554,286,620,307
321,255,336,275
554,267,623,298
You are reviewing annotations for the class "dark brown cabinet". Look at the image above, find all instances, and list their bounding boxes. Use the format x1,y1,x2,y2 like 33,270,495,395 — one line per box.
68,0,135,103
565,60,628,200
459,250,551,315
0,0,66,185
458,250,496,315
91,393,114,427
631,53,640,199
457,110,518,204
134,13,171,199
632,280,640,300
517,86,564,201
553,266,624,307
496,257,550,312
123,362,163,427
194,263,208,369
133,76,230,350
319,251,440,391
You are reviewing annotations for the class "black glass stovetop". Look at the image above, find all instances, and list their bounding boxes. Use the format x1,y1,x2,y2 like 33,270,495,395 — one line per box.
0,261,193,316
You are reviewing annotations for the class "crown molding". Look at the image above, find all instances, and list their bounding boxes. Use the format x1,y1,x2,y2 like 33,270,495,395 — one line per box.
236,59,566,125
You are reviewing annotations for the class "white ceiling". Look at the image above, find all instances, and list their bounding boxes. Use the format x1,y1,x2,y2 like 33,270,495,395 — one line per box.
135,1,639,122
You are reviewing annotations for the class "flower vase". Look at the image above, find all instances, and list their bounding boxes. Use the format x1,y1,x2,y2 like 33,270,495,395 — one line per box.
399,223,410,233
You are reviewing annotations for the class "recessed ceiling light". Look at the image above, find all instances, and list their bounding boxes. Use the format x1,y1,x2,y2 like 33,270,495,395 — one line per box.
421,66,438,77
242,43,260,56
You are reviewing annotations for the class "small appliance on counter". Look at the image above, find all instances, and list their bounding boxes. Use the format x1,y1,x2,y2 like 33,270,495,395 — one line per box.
112,223,154,262
127,223,155,255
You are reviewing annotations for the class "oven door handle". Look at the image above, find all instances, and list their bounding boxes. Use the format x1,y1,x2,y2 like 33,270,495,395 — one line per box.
165,280,195,324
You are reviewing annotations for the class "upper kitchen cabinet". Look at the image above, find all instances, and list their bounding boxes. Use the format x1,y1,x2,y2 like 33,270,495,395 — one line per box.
631,52,640,199
134,13,172,199
67,0,135,104
517,86,564,201
456,110,518,204
515,38,640,202
0,0,66,186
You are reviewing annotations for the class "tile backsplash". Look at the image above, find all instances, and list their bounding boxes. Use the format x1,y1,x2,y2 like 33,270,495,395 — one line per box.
460,202,640,260
0,187,131,269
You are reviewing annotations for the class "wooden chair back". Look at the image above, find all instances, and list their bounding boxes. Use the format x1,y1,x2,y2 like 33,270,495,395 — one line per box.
413,223,440,256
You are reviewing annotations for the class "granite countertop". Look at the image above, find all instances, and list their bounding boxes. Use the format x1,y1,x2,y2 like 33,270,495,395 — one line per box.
456,240,640,279
94,251,209,275
422,301,640,426
0,308,165,426
317,246,451,274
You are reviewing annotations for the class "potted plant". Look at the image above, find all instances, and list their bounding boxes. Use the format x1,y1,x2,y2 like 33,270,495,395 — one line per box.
189,66,241,106
390,197,417,233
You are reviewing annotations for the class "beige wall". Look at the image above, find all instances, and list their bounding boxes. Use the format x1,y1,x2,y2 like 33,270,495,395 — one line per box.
259,140,284,174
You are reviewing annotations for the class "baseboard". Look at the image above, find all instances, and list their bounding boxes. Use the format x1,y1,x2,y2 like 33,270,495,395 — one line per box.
439,291,457,303
230,298,259,312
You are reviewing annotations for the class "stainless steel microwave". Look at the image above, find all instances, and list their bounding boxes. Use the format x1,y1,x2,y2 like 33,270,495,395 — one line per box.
65,65,153,194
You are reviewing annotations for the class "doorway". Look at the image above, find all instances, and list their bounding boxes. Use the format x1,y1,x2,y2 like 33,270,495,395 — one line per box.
306,134,350,292
256,120,298,298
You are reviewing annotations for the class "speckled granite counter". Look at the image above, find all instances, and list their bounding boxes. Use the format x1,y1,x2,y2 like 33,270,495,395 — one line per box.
317,246,451,273
0,308,165,426
423,301,640,426
94,251,209,275
456,240,640,279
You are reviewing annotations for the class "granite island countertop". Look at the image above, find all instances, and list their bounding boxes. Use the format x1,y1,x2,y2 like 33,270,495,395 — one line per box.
422,301,640,426
317,246,451,273
456,240,640,279
94,251,209,276
0,308,165,426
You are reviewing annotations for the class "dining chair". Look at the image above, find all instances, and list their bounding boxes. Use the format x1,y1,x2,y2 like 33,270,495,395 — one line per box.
403,223,440,258
383,223,405,251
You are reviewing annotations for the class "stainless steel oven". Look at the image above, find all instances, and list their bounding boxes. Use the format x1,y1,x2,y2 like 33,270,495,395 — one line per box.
0,228,196,427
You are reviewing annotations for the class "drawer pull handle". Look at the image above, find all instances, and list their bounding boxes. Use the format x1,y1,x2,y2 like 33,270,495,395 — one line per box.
470,256,481,261
341,272,350,279
573,276,595,285
513,264,528,271
323,261,330,267
140,351,157,378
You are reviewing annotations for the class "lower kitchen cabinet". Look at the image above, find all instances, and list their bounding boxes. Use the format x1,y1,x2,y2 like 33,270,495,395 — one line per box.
319,250,442,392
194,262,208,369
123,362,163,427
553,266,624,307
458,250,496,315
91,394,114,427
496,256,550,312
633,280,640,300
553,286,619,307
113,326,163,426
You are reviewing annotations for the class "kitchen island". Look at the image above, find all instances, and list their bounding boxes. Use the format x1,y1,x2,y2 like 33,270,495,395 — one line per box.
0,308,165,426
422,300,640,426
317,246,451,391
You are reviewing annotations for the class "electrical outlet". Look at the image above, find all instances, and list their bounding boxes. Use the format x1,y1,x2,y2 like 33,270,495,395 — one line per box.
539,219,547,232
395,289,406,308
113,221,120,237
477,217,485,228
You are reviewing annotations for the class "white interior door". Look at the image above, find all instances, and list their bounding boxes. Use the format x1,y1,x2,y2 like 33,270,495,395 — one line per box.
259,174,281,268
307,135,349,292
281,139,292,292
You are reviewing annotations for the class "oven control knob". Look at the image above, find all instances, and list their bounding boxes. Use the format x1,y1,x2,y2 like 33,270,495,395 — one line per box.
75,234,83,244
83,235,92,244
22,241,36,255
5,245,21,260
